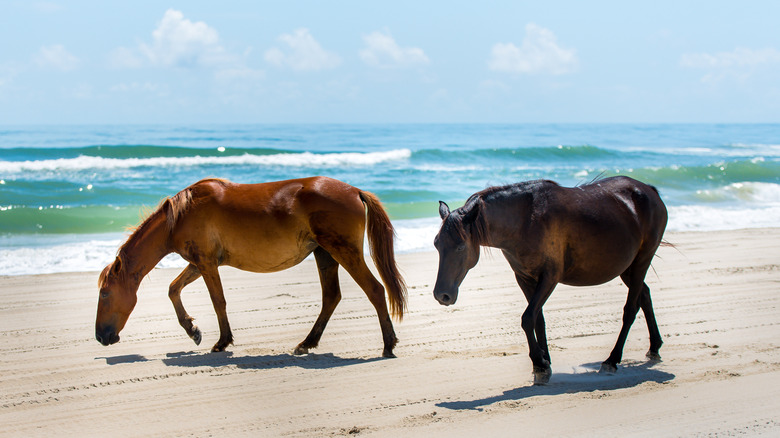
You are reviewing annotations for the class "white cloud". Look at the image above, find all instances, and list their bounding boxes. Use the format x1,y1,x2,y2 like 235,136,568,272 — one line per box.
139,9,231,68
680,47,780,85
680,47,780,69
359,31,429,68
488,23,577,75
33,44,79,71
264,28,341,71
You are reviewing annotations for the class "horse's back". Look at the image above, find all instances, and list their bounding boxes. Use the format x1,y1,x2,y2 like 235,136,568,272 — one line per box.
170,177,365,272
534,177,667,285
187,176,362,217
580,176,667,242
553,176,666,230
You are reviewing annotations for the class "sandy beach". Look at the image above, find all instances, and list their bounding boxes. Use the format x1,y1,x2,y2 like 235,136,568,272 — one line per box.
1,228,778,437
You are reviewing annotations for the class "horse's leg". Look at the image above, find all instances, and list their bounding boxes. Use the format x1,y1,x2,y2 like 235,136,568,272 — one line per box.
640,283,663,361
198,264,233,352
334,249,397,358
294,247,342,355
168,263,203,345
515,274,551,364
535,311,551,364
517,273,557,384
601,263,650,373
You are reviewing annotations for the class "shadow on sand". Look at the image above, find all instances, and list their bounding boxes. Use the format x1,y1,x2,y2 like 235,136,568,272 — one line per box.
97,354,150,365
438,360,675,411
99,350,385,370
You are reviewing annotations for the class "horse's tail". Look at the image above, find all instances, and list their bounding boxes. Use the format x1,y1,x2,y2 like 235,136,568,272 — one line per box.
359,190,408,321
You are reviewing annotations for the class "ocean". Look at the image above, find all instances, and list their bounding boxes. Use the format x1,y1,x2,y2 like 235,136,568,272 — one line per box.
1,124,779,276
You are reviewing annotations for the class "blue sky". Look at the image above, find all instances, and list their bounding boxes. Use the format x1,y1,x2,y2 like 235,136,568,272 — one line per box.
1,1,779,124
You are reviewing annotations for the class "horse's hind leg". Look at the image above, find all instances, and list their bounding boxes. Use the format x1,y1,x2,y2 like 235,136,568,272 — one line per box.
640,284,663,361
601,263,650,373
168,264,203,345
333,249,397,358
294,247,342,355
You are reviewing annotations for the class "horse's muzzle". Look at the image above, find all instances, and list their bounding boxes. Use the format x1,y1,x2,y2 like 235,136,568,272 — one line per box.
434,291,457,306
95,328,120,346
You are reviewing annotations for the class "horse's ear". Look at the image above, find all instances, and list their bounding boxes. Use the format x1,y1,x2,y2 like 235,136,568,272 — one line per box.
462,200,480,225
438,201,450,219
111,257,122,275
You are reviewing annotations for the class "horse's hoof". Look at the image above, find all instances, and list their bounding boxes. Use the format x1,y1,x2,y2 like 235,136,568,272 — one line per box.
646,350,662,362
211,342,229,353
599,362,618,374
382,350,397,359
191,327,202,346
293,345,309,355
533,365,552,385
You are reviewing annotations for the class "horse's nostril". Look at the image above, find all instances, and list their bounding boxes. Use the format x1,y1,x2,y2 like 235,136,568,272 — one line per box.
96,334,103,344
441,294,451,303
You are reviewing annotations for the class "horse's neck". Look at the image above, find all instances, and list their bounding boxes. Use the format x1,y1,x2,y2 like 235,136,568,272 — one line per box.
122,212,172,280
479,198,517,249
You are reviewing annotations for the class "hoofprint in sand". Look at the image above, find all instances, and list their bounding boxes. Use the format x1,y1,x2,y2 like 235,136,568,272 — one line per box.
1,228,778,436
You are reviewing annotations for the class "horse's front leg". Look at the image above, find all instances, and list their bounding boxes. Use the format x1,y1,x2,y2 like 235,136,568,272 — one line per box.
199,264,233,352
521,305,550,384
535,310,551,364
521,275,557,385
168,264,203,345
518,273,557,385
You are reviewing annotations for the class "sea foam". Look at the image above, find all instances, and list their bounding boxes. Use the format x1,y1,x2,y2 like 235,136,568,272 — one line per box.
0,149,412,173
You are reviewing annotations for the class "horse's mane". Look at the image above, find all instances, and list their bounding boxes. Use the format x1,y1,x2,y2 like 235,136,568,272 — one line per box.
450,180,559,247
106,178,230,280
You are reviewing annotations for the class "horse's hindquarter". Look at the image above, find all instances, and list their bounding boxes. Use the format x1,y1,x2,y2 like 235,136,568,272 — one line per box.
550,180,662,286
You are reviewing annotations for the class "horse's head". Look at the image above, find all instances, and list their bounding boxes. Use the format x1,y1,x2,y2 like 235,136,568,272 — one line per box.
432,201,481,306
95,256,139,346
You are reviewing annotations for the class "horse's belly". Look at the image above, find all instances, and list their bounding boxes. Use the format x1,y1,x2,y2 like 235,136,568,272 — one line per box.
561,268,626,287
560,251,635,286
222,233,318,273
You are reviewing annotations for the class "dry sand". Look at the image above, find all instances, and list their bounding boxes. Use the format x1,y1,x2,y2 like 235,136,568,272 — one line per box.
1,228,779,437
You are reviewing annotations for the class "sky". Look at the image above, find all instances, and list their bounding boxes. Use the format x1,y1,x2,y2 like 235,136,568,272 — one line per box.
1,1,779,124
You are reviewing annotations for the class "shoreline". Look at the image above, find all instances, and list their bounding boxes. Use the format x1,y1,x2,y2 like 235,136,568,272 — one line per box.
3,221,780,277
1,227,779,436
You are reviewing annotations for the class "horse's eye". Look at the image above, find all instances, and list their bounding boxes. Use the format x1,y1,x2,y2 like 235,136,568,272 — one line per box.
100,290,109,299
456,243,466,252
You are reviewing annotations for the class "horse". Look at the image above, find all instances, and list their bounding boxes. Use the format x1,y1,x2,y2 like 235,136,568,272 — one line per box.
432,176,667,384
96,176,407,358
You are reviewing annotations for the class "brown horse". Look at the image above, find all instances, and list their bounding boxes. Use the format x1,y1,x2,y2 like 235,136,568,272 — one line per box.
96,177,407,358
433,176,667,384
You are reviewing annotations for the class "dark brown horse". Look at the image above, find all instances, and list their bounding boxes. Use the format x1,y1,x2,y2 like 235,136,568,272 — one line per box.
96,177,407,358
433,176,667,384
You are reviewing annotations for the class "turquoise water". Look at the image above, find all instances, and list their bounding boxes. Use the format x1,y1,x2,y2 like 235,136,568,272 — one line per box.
1,124,779,274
